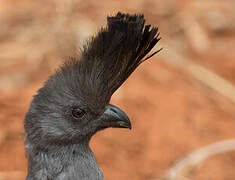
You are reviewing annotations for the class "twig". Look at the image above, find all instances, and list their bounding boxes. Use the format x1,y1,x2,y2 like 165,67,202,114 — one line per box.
162,139,235,180
159,46,235,104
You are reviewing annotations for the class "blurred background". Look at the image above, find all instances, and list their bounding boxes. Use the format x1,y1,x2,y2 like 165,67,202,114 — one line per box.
0,0,235,179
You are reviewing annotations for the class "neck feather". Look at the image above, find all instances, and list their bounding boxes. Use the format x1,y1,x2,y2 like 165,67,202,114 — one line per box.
25,139,103,180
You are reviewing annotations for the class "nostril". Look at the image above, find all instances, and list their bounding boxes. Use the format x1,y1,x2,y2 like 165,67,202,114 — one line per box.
110,108,117,113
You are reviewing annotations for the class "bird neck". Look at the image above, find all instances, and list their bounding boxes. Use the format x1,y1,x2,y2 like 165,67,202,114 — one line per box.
26,139,103,179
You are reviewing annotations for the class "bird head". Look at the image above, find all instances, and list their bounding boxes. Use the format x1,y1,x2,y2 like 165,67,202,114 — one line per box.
24,12,161,148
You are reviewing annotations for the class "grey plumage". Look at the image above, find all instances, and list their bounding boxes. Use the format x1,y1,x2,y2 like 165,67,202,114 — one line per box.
24,12,161,180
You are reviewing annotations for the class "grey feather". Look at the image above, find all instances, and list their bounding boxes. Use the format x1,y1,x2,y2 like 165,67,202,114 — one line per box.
24,12,161,180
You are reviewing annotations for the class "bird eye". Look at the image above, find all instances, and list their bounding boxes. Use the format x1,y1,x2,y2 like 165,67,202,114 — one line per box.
72,107,85,119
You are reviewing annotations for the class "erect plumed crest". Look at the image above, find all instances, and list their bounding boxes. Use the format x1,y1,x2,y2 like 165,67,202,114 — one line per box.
64,12,162,104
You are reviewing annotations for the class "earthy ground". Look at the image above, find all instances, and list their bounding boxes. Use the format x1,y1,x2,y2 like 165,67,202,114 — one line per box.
0,0,235,180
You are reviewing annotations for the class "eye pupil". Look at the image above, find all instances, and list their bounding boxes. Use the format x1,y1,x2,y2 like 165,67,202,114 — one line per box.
72,107,85,119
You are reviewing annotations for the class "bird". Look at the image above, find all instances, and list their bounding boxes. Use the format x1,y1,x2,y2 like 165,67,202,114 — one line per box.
24,12,161,180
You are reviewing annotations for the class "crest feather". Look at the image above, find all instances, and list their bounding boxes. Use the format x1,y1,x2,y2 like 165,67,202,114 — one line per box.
65,12,162,102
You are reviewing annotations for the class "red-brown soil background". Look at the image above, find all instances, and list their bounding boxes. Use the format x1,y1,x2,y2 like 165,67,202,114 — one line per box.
0,0,235,179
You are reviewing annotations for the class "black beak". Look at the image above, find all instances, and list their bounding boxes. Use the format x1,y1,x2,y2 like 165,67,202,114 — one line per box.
101,104,131,129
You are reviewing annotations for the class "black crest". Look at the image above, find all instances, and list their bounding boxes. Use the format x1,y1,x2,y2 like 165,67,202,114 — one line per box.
60,12,162,106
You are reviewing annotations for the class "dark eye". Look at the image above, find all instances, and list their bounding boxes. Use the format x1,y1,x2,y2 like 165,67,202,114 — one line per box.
72,107,85,119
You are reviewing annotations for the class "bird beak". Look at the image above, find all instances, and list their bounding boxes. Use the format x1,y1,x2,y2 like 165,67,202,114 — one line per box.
101,104,132,129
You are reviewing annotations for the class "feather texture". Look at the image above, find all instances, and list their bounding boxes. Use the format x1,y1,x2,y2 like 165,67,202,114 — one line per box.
79,12,162,98
58,12,161,109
